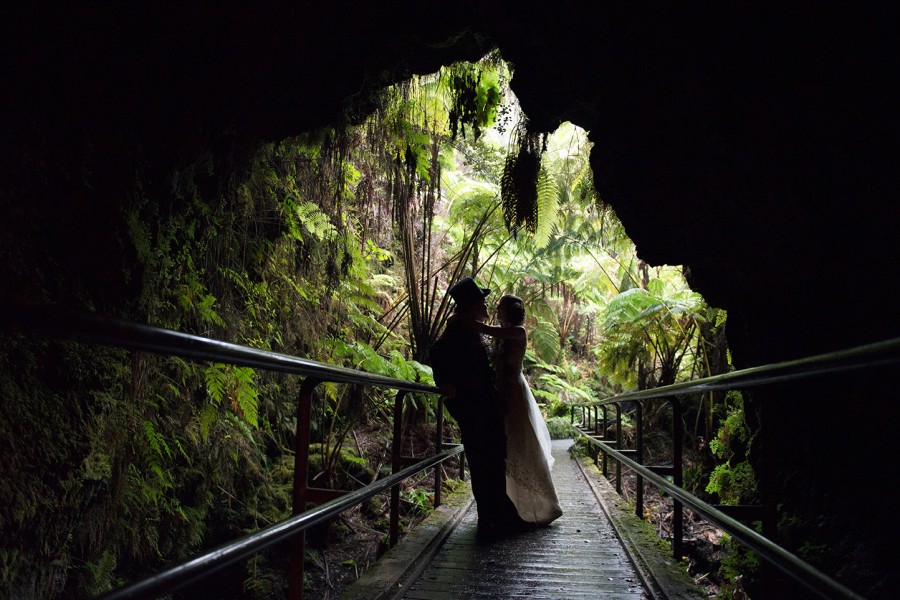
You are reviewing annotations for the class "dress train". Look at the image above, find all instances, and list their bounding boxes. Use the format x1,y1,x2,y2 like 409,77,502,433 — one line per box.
501,365,563,524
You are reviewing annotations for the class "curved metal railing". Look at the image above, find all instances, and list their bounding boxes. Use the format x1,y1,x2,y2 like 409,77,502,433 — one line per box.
570,337,900,600
2,303,460,600
99,446,462,600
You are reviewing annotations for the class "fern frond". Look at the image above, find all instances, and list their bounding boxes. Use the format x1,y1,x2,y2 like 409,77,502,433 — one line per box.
532,389,558,403
531,317,561,363
232,366,259,427
199,403,217,443
536,374,593,402
295,201,338,242
531,168,559,248
500,129,542,235
205,363,226,404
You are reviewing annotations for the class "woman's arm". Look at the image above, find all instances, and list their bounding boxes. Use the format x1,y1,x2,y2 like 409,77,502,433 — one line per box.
472,320,526,341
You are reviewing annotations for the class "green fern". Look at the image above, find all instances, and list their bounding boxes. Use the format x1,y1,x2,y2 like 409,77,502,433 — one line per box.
536,373,593,402
531,168,559,248
199,403,217,444
205,363,227,404
531,317,561,363
231,366,259,427
532,388,558,403
202,363,258,427
285,201,338,243
143,420,172,461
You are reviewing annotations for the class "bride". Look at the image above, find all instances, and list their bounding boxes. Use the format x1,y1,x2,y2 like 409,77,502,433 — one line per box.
474,294,563,525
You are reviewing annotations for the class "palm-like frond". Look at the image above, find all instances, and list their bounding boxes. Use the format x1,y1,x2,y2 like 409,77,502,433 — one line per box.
531,317,562,363
536,373,594,403
532,168,559,248
601,288,655,331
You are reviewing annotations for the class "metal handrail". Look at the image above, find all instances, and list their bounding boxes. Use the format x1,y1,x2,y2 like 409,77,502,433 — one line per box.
2,303,454,600
577,336,900,407
97,445,463,600
13,305,894,598
580,437,863,600
1,303,438,393
569,336,900,600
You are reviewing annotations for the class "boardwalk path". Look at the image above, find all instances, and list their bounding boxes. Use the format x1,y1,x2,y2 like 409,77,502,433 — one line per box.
401,439,649,599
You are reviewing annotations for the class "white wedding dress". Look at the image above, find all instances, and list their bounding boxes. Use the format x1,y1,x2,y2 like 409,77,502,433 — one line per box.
494,336,563,525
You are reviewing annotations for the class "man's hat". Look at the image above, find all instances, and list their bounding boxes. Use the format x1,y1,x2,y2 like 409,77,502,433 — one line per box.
448,276,491,308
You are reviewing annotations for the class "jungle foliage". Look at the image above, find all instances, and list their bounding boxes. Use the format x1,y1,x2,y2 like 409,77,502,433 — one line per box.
0,51,751,598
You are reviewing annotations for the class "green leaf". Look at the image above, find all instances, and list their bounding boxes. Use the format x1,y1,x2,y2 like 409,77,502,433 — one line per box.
532,168,559,248
205,363,227,404
532,389,558,403
199,403,217,443
647,278,665,298
232,366,259,427
531,318,561,363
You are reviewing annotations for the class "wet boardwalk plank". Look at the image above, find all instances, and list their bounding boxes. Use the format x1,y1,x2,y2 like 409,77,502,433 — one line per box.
401,439,650,600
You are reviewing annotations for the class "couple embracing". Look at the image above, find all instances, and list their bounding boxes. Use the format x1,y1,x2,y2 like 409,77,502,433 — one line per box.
429,277,562,540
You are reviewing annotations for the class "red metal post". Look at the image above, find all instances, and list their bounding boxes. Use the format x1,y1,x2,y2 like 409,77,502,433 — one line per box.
289,377,320,600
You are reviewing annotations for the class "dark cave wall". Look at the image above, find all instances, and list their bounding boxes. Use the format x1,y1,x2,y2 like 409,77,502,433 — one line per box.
3,2,899,596
7,2,896,357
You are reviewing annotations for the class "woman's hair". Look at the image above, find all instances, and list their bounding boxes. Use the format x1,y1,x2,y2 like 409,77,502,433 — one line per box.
499,294,526,325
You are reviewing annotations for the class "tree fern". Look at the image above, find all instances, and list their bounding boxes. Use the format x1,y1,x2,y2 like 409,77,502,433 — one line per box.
601,288,654,331
531,317,562,363
536,373,594,402
531,168,559,248
532,388,559,403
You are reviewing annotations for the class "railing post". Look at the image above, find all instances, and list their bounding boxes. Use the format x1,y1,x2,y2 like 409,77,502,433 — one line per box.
601,406,609,478
614,402,622,494
671,397,683,560
635,401,644,520
434,396,444,508
289,377,320,600
389,390,406,547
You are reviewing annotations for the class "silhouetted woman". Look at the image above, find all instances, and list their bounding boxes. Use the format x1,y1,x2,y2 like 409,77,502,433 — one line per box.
474,294,563,525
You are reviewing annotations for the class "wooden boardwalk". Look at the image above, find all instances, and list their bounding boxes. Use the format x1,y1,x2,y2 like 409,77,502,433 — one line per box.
400,440,649,599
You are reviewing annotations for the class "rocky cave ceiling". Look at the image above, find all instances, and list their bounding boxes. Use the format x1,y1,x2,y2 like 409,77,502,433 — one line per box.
3,2,899,364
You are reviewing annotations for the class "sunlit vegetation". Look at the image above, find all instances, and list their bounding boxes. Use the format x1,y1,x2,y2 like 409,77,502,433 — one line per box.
0,51,751,597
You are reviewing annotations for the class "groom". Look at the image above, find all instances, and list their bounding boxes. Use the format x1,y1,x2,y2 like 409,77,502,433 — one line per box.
429,277,527,539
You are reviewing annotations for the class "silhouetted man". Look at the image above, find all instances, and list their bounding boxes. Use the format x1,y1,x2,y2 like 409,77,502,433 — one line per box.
429,277,527,540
